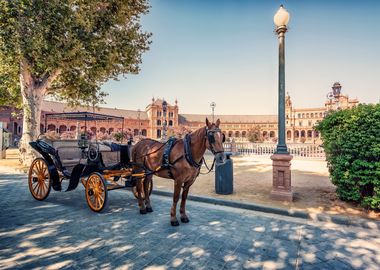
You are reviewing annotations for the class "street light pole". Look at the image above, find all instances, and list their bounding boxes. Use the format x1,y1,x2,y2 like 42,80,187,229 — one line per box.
274,5,289,154
210,102,216,123
137,109,141,139
162,100,167,141
270,5,293,202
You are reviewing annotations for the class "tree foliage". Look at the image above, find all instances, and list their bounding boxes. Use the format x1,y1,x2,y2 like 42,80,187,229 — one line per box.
247,126,263,143
0,0,151,106
316,104,380,209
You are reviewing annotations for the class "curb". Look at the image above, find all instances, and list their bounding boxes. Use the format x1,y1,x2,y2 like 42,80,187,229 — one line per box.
152,189,380,230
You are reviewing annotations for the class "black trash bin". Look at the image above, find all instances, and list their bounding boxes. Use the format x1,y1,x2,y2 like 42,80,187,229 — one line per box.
215,153,233,195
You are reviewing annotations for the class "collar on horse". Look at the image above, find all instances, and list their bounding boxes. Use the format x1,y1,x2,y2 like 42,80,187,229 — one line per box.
184,133,203,168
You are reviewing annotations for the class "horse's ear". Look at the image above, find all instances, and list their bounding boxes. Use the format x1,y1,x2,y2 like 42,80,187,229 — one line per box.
206,118,210,127
216,119,220,127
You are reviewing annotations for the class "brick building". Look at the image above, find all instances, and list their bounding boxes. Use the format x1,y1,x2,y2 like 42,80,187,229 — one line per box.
0,82,359,144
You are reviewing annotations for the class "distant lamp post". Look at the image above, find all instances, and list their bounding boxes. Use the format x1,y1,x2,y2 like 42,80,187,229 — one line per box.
162,100,168,140
270,5,293,202
210,102,216,122
137,109,141,138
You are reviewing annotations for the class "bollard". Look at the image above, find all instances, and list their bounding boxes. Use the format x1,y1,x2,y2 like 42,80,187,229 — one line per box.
215,153,233,195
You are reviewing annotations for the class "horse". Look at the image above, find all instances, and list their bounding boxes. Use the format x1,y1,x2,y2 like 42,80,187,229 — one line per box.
132,118,225,226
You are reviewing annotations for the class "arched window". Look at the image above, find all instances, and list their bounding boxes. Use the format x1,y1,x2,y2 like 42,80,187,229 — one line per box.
263,131,268,137
157,120,161,126
157,129,161,138
134,129,139,136
59,125,67,133
228,131,233,137
70,126,76,131
307,130,313,138
301,130,306,137
294,130,300,138
270,131,275,138
109,128,114,134
287,130,292,140
242,131,246,137
100,127,106,134
311,113,314,118
235,131,240,137
142,129,147,136
169,120,173,126
48,124,56,131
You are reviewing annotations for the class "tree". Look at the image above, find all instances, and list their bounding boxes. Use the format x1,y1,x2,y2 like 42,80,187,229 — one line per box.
316,104,380,210
247,125,263,143
0,0,151,164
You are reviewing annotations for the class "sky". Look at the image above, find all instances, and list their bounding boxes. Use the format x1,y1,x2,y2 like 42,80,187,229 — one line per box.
102,0,380,115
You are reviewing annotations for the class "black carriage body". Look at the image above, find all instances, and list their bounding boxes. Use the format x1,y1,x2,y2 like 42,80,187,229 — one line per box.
29,141,61,191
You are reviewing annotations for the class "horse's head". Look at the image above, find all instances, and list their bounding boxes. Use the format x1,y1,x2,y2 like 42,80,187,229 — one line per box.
205,118,225,164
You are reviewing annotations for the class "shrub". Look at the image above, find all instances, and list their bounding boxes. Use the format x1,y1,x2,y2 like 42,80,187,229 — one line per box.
316,104,380,209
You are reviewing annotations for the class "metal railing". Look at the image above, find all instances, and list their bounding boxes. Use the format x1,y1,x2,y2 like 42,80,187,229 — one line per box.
223,142,325,159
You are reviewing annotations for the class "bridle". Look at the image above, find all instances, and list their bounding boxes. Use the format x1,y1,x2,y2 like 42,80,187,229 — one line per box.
205,127,225,155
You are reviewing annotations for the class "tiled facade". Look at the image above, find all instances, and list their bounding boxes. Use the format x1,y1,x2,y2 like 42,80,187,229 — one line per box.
0,82,359,144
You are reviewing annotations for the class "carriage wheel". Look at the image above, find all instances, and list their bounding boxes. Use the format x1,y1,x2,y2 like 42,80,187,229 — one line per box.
85,172,108,212
28,158,51,201
132,179,153,199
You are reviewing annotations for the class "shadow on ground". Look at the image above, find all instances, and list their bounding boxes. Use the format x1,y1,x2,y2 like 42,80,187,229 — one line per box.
0,173,379,269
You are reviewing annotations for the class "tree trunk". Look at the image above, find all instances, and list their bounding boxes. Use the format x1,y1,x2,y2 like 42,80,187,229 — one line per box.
19,84,44,165
18,59,61,165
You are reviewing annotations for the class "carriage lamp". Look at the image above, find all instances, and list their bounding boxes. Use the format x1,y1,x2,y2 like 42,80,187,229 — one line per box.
270,5,293,202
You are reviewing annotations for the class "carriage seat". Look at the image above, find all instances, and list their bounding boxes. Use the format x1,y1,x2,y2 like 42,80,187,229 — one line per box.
100,142,130,166
51,140,83,172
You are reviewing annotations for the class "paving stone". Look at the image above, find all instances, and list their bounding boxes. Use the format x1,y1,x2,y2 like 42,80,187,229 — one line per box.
0,171,379,269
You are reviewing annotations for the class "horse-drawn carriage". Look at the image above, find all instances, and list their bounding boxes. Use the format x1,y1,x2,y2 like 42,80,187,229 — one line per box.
28,112,225,226
28,111,152,212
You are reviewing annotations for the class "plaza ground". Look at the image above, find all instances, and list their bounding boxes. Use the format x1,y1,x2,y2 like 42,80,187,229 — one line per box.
154,155,380,221
1,148,379,221
0,170,379,269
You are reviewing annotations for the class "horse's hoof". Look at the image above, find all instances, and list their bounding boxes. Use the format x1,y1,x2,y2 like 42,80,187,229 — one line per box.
180,217,190,223
140,209,147,215
146,207,153,213
171,220,180,226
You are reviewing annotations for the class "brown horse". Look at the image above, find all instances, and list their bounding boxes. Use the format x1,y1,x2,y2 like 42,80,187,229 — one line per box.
132,118,225,226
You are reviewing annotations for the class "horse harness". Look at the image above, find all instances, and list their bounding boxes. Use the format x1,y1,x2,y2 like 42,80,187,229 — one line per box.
159,127,224,177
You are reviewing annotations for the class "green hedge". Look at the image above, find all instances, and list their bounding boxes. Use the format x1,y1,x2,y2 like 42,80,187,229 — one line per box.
316,104,380,210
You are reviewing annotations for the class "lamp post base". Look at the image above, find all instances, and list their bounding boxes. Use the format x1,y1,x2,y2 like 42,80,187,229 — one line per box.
270,153,293,202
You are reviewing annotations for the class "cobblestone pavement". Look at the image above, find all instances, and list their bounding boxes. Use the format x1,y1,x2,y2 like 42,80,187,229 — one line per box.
0,171,379,270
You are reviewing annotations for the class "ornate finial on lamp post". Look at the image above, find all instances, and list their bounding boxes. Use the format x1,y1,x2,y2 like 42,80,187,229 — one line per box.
270,5,293,202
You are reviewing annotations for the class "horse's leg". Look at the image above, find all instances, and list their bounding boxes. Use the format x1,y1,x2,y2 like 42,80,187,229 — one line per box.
180,180,194,223
137,177,147,214
170,180,182,226
144,175,153,213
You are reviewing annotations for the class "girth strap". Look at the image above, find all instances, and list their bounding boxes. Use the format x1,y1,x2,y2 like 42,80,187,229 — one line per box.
184,134,203,168
162,137,177,169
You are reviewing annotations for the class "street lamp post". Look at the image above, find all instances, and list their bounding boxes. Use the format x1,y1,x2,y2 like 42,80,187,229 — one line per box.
162,100,167,141
270,5,293,201
137,109,141,138
210,102,216,123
